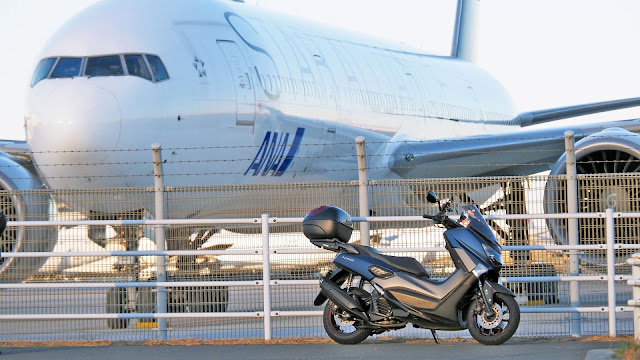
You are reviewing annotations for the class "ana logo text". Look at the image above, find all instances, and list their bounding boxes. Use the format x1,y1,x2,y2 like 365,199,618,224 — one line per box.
245,127,305,176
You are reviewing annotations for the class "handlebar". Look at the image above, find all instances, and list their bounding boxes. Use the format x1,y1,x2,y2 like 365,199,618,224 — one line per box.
423,215,458,229
422,205,459,229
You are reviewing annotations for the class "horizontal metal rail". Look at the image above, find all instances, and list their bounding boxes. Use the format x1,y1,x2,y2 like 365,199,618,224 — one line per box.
0,312,266,320
5,218,261,227
6,211,640,229
0,281,262,289
3,244,639,258
2,273,632,290
1,249,261,258
1,307,635,322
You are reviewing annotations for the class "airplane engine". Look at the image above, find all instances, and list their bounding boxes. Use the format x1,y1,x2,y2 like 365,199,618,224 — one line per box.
544,127,640,267
0,153,57,282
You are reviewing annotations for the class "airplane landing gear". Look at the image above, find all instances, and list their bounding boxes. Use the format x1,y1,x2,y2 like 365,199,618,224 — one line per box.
102,223,230,330
106,287,130,329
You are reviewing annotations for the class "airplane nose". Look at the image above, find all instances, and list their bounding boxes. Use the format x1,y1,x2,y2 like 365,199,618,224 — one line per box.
27,83,122,163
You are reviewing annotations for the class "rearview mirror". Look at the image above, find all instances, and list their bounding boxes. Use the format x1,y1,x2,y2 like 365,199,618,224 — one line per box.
426,190,439,204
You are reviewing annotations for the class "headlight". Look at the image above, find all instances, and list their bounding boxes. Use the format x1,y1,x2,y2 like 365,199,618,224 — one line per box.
482,243,503,266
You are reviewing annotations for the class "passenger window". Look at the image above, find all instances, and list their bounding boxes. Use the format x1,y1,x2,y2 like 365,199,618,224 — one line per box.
31,58,57,86
145,55,168,81
124,54,152,80
86,55,124,76
51,57,82,78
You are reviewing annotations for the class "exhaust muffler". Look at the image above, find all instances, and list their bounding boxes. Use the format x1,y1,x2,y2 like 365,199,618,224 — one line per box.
319,277,369,321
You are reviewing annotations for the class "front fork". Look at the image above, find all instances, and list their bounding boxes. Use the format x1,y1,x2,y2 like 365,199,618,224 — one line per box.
477,279,495,317
476,278,516,317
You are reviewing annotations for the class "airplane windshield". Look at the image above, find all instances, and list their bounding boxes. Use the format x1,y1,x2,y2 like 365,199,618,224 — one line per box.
30,53,169,85
86,55,124,77
124,54,151,80
51,57,82,78
146,55,168,81
31,58,57,86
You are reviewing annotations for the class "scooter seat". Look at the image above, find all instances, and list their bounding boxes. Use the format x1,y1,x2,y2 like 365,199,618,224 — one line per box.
379,254,430,277
352,244,430,277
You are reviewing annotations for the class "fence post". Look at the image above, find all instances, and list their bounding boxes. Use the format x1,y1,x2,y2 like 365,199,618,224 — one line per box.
355,136,370,246
564,130,581,337
606,208,616,337
262,213,272,340
151,144,168,340
630,253,640,341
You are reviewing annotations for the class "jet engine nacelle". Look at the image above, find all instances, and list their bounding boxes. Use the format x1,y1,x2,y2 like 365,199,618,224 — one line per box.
0,153,57,282
544,128,640,266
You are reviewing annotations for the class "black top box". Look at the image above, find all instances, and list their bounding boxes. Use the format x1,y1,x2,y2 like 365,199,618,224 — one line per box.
303,205,353,245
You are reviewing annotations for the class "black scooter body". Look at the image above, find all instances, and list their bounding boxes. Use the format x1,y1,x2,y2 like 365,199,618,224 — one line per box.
315,241,492,330
305,196,520,344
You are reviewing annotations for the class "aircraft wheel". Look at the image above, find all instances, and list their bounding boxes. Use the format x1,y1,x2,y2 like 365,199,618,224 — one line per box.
106,287,130,329
136,287,156,323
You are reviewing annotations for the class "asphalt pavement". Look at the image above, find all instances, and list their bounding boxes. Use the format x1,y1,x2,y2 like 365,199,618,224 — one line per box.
0,339,624,360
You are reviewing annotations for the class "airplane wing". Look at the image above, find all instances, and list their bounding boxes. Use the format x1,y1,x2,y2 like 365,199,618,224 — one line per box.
389,118,640,178
514,97,640,127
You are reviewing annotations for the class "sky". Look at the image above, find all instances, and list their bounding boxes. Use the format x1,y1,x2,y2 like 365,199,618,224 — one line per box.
1,0,639,140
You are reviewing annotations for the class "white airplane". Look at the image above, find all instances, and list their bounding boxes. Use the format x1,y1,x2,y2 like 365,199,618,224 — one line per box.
1,0,640,282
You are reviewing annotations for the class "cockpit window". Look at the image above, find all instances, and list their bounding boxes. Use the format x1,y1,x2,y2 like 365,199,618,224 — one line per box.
31,58,57,86
85,55,124,77
124,54,152,80
51,57,82,78
30,53,169,85
146,55,169,81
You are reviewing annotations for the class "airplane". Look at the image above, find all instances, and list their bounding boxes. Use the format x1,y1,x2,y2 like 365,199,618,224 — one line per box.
1,0,640,287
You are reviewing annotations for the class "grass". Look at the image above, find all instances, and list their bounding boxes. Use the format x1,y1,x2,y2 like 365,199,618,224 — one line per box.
613,340,640,359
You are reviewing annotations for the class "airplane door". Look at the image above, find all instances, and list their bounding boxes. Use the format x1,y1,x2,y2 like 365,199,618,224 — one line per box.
217,40,255,127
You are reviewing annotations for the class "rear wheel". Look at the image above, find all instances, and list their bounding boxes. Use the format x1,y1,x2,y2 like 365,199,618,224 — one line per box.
323,300,371,345
467,293,520,345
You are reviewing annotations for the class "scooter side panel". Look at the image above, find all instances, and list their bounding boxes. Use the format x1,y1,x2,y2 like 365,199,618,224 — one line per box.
332,252,391,280
377,270,473,312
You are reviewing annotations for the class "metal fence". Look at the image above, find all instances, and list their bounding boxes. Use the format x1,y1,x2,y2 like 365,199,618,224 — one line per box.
1,174,640,341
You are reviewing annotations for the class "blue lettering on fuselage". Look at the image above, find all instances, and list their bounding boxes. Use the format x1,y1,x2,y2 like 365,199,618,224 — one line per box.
245,127,305,176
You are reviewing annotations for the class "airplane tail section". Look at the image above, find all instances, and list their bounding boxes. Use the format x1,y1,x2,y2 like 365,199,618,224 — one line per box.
451,0,480,63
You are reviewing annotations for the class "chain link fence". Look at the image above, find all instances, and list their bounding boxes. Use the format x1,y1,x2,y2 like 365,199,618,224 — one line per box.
0,174,638,341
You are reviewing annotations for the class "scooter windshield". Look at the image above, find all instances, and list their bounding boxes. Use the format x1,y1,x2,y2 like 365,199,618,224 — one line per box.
459,205,497,245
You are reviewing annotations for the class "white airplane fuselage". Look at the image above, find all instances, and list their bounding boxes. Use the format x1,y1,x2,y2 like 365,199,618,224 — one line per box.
24,0,517,215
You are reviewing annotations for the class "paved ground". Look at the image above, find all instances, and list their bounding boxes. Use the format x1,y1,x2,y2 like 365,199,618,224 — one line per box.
0,339,624,360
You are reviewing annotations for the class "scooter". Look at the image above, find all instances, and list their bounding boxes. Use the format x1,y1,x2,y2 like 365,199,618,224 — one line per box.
303,191,520,345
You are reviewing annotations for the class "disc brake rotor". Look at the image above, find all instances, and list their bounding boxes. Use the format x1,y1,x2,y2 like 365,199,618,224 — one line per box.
336,313,355,326
332,305,356,327
478,303,503,329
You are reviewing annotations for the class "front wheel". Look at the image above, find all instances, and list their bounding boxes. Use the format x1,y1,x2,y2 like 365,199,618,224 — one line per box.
323,300,371,345
467,293,520,345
